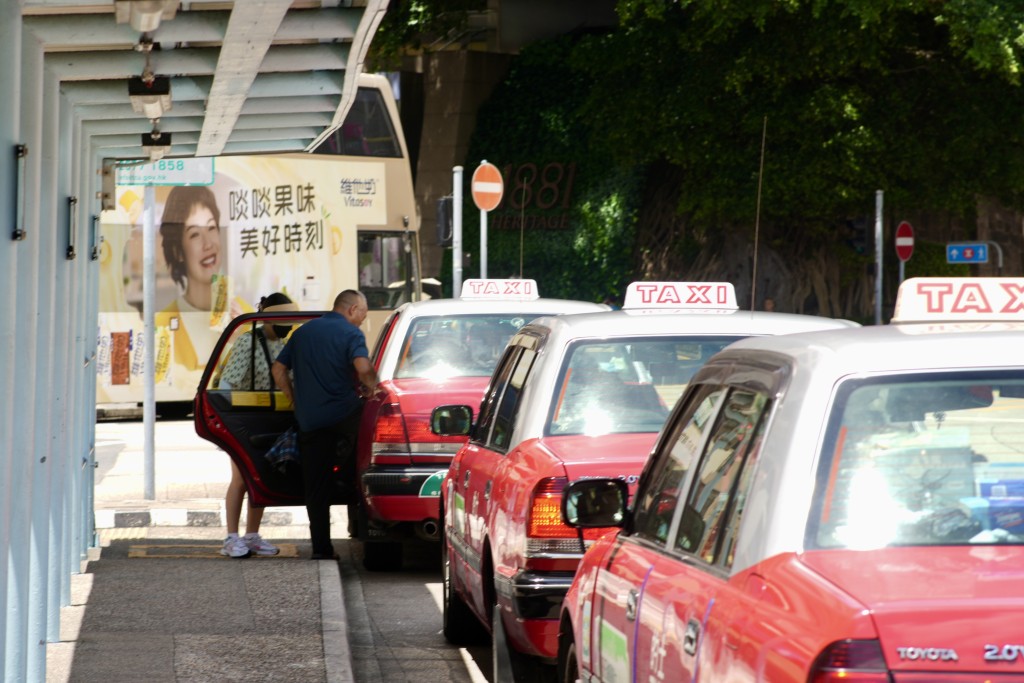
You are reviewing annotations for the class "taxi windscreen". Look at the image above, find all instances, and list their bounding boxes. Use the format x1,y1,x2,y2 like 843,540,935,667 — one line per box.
394,314,533,379
547,336,739,437
811,372,1024,549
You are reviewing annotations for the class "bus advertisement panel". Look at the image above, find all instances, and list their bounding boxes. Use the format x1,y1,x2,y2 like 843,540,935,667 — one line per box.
98,154,401,405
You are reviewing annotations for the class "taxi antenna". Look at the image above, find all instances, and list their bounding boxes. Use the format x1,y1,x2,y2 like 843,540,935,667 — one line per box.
519,183,526,278
751,115,767,313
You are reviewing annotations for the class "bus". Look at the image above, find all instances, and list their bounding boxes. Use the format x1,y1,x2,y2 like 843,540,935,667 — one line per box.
96,73,423,412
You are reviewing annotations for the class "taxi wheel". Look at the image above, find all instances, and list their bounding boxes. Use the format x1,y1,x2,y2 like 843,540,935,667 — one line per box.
557,634,579,683
362,541,403,572
492,598,557,683
442,534,481,644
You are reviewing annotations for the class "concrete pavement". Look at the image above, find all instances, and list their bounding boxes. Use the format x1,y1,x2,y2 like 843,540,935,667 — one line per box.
45,418,353,683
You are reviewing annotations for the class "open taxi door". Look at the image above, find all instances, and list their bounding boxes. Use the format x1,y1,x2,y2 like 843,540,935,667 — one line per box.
193,310,320,507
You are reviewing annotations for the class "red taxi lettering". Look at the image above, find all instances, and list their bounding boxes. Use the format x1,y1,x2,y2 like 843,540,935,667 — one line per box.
504,280,533,296
634,283,678,305
1000,282,1024,313
686,284,729,305
917,281,994,314
916,282,954,312
470,281,500,296
953,283,992,314
913,279,1024,315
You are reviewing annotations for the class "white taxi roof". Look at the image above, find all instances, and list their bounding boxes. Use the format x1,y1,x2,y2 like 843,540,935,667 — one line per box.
507,308,857,442
718,277,1024,378
374,290,607,380
524,308,858,346
693,278,1024,572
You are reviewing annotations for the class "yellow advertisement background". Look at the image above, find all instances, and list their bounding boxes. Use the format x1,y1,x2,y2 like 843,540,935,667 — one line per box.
97,155,384,404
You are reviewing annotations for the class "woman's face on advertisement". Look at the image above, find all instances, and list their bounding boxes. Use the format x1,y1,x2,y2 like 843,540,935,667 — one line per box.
181,204,220,284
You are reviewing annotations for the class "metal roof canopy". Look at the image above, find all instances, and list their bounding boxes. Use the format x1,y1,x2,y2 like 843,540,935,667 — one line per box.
23,0,387,169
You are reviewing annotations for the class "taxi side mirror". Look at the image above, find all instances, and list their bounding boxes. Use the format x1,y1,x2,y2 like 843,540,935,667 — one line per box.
431,405,473,436
562,479,628,528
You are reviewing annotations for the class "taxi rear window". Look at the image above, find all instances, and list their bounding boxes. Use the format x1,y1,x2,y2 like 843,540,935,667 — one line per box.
394,314,533,380
810,371,1024,549
547,336,738,437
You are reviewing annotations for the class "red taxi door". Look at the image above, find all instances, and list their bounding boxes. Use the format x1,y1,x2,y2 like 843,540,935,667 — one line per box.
592,385,726,682
631,387,771,683
194,310,318,507
449,344,537,617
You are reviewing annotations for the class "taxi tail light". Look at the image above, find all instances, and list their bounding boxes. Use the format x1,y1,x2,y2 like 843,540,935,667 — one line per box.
809,639,891,683
527,477,612,542
371,402,411,459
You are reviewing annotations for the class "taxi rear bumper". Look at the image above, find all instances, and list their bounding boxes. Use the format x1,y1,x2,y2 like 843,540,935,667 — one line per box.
361,465,446,524
498,570,575,620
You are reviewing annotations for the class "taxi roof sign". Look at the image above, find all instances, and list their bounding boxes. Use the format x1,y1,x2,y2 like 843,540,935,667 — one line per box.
893,277,1024,323
623,282,738,310
459,278,539,300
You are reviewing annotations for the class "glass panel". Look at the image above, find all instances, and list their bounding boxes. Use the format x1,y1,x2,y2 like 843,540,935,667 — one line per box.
359,233,410,310
394,314,534,380
633,385,726,545
547,337,737,437
472,346,520,447
812,373,1024,549
678,389,769,562
491,349,537,450
312,87,401,158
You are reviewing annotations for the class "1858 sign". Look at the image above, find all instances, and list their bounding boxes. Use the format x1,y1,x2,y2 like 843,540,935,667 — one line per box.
486,162,576,231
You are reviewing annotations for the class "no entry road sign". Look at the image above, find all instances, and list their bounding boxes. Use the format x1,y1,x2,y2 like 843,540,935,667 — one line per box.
471,162,503,212
895,221,914,262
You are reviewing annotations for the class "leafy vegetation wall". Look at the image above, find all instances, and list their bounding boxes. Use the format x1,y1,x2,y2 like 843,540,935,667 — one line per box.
450,2,1024,321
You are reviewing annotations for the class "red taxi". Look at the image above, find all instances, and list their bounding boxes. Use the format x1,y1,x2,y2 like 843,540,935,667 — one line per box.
193,280,605,570
429,282,856,680
558,277,1024,683
354,279,605,570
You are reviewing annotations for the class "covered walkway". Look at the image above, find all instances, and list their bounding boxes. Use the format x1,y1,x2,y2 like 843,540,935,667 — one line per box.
0,1,384,679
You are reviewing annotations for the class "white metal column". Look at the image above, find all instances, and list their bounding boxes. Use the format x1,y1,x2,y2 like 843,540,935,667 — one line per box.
0,1,22,672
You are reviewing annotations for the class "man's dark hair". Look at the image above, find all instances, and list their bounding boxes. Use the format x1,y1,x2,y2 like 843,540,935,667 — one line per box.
333,289,364,311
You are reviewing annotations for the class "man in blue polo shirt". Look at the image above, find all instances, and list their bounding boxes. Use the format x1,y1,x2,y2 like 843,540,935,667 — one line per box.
272,289,381,559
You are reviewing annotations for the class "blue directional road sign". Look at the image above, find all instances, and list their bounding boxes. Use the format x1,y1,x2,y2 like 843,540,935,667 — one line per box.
947,242,988,264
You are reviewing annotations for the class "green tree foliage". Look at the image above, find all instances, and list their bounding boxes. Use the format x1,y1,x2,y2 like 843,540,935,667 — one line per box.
462,38,641,302
576,0,1024,225
368,0,484,71
415,1,1024,306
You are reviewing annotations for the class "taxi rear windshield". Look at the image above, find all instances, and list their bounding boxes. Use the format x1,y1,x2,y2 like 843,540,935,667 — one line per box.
394,314,536,379
810,371,1024,549
547,336,739,437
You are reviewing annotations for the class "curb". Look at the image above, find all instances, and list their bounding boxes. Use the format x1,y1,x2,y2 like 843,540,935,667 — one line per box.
94,505,311,529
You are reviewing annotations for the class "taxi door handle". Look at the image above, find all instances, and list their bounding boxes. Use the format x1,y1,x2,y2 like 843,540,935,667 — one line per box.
484,480,492,500
683,619,700,656
625,590,638,621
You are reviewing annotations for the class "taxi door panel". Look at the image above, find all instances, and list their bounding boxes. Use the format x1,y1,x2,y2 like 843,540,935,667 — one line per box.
448,344,524,618
458,442,503,617
194,312,318,507
594,538,658,683
632,553,702,683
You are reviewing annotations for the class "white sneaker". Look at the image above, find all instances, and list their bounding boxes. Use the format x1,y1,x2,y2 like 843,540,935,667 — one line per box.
220,536,251,559
243,533,280,556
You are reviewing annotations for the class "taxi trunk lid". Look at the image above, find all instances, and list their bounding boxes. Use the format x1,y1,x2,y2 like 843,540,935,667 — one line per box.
380,376,488,464
800,546,1024,673
540,433,659,485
